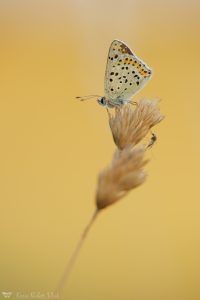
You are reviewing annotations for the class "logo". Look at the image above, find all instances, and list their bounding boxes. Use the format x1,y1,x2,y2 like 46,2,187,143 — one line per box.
1,292,12,298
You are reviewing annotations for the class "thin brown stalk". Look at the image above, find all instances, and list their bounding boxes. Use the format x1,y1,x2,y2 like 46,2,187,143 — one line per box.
55,208,99,295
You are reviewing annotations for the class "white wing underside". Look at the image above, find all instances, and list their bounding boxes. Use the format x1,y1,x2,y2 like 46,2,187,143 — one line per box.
104,40,152,103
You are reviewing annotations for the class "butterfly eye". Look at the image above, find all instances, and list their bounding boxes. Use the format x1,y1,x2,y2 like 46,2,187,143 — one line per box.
100,97,106,105
97,97,107,106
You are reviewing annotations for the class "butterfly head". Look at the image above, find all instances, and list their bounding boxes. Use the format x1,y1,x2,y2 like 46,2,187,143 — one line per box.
97,96,107,107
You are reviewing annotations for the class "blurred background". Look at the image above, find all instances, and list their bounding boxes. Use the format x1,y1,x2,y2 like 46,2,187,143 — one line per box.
0,0,200,299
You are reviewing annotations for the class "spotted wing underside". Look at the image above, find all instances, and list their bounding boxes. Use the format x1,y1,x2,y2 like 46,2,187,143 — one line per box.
104,40,152,102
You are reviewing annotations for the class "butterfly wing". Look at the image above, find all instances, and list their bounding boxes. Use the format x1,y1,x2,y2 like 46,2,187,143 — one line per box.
104,40,152,103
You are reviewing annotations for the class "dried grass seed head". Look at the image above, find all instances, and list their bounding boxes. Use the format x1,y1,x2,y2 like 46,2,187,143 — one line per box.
108,99,165,150
96,145,148,210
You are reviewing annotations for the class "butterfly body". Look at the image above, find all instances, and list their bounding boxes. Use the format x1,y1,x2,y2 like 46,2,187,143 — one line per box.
97,96,129,108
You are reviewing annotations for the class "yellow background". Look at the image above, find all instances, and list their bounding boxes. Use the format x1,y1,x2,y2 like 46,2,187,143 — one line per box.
0,0,200,299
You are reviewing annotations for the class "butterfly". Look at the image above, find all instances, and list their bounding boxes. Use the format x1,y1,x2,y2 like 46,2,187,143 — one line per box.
76,39,152,108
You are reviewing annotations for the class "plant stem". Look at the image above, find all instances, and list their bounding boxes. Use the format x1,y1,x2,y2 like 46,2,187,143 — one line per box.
55,208,99,295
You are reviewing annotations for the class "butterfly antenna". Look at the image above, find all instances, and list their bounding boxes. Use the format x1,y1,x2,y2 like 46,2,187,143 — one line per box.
76,95,101,101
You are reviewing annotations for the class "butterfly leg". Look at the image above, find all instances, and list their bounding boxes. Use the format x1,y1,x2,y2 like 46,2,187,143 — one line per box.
129,101,138,106
106,107,112,119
